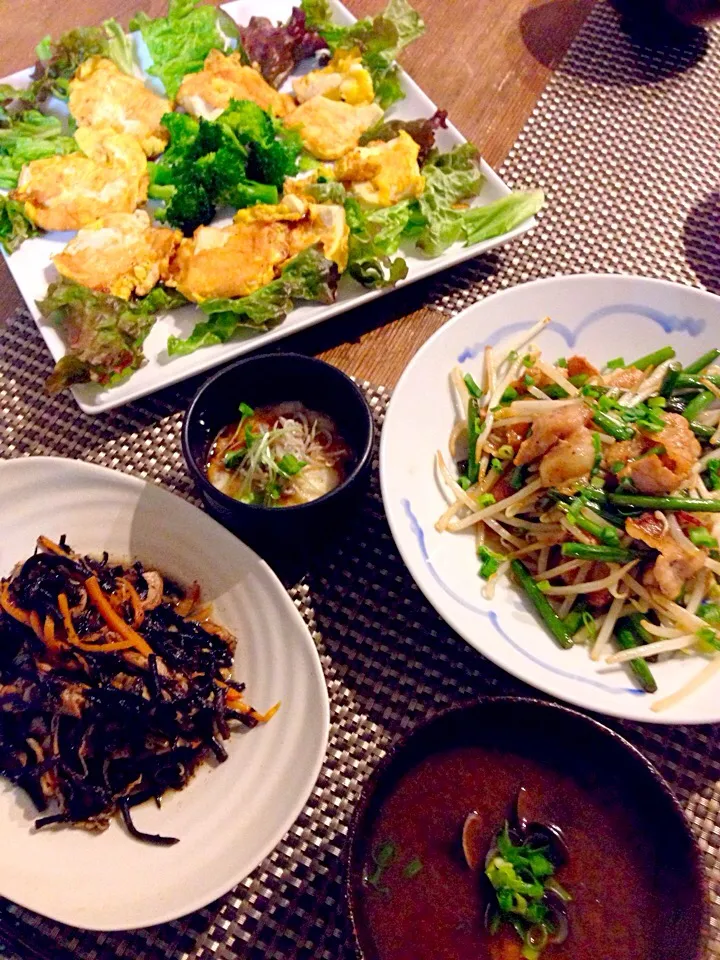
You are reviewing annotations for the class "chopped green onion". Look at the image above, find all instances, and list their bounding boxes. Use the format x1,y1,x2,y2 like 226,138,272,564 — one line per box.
675,372,720,390
491,457,503,473
560,543,634,562
224,450,244,469
466,398,482,484
684,349,720,375
457,476,471,491
477,493,496,508
606,357,625,370
402,857,423,878
238,401,254,418
463,373,483,398
556,357,567,368
704,459,720,491
510,560,573,649
699,603,720,626
690,421,714,440
497,444,514,460
510,465,527,490
524,374,535,387
610,461,624,473
478,544,505,580
607,492,720,512
614,618,658,693
277,453,306,477
592,410,635,441
689,526,718,548
630,346,676,371
683,389,714,423
501,386,518,403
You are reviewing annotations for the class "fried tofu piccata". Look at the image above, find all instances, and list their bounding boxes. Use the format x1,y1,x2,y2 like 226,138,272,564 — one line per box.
284,96,383,161
52,211,182,299
292,49,374,106
69,57,172,158
335,130,425,206
167,195,348,303
11,127,148,232
176,49,295,121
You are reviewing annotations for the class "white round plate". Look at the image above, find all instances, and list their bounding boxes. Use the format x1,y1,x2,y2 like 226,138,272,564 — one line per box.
0,457,330,930
381,274,720,725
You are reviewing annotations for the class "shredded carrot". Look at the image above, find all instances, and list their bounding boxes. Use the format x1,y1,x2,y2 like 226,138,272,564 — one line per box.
58,592,81,644
72,638,137,653
28,610,44,641
120,578,145,628
225,686,280,723
255,701,281,723
85,577,153,656
0,582,31,625
175,582,201,618
37,536,69,556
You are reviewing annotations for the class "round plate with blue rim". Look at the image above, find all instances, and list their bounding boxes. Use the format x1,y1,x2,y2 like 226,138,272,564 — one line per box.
380,274,720,724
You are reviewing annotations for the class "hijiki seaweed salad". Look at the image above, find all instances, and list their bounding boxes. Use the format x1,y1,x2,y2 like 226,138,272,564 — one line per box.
0,0,543,394
0,535,277,845
439,318,720,712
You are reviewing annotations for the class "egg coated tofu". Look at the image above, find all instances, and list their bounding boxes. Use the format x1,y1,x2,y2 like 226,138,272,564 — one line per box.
176,50,295,121
284,96,383,161
52,211,182,299
335,131,425,206
292,49,374,106
69,57,171,158
168,196,348,302
167,221,291,302
11,128,148,232
235,194,349,270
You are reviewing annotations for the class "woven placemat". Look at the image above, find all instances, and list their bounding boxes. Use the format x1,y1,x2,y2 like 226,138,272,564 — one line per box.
1,0,720,957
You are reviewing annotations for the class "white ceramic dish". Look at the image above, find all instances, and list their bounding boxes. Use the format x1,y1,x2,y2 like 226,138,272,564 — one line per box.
0,0,535,415
0,456,330,930
380,274,720,725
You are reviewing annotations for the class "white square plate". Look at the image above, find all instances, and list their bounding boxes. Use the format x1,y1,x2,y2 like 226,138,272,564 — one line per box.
1,0,535,414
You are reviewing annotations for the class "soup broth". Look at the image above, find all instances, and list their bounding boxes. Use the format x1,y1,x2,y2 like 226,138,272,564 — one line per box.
357,743,683,960
207,400,352,507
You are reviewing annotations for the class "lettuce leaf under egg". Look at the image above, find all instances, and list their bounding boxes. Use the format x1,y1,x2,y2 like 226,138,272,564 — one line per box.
167,246,339,356
411,144,544,255
344,196,417,288
238,7,327,88
38,279,187,393
301,0,425,108
0,196,41,254
0,110,76,190
130,0,241,99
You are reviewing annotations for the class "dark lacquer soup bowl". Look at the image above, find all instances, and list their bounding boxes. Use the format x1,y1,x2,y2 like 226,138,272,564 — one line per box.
183,352,374,563
347,698,705,960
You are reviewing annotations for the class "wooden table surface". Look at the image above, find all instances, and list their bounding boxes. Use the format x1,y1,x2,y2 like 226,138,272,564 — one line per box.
0,0,594,391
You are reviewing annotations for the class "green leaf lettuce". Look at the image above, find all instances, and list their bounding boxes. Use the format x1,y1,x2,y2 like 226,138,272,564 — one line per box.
130,0,241,99
167,246,339,356
38,279,187,393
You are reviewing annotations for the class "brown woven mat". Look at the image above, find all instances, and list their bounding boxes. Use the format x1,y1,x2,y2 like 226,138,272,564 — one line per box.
2,0,720,956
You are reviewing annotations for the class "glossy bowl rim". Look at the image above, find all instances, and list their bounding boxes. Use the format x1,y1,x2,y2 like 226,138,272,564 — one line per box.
345,695,708,960
182,352,375,515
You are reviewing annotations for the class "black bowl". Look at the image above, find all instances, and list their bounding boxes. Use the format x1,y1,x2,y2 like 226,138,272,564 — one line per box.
347,698,706,960
182,353,374,567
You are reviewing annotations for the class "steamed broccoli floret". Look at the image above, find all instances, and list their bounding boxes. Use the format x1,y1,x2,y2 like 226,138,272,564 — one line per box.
218,100,302,189
150,99,301,233
247,130,303,189
226,181,279,209
165,177,216,234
